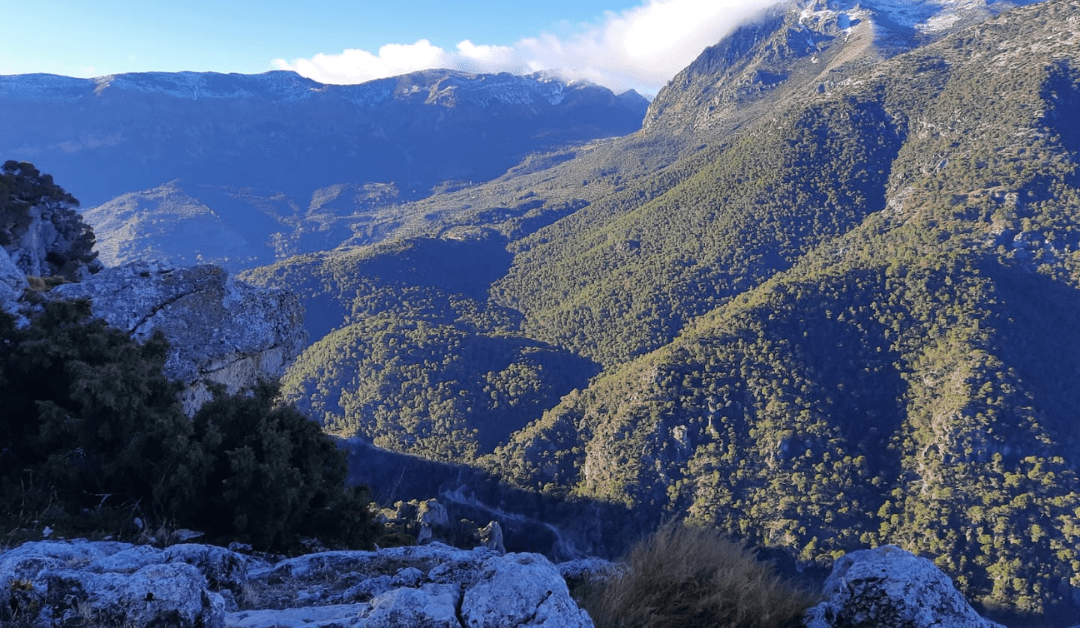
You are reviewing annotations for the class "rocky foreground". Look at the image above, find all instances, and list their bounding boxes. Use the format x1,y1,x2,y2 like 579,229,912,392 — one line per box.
0,539,1014,628
0,540,593,628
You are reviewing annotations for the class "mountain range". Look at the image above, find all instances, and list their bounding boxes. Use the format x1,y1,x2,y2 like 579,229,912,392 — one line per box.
0,70,647,268
5,0,1080,623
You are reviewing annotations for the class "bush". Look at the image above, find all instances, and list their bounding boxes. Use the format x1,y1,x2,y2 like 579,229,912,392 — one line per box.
0,300,205,520
580,522,813,628
0,302,377,551
189,382,378,550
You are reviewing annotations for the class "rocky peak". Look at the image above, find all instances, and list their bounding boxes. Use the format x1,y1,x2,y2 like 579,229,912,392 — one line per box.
805,545,1006,628
1,161,306,412
643,0,1041,134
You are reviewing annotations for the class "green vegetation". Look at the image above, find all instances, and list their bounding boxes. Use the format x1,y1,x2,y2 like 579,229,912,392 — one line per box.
246,235,598,463
580,522,812,628
189,382,378,549
232,0,1080,618
0,300,376,551
0,160,97,279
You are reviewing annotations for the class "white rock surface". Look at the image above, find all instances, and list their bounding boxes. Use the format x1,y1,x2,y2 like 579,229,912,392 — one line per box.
0,541,227,628
804,545,1005,628
0,244,28,316
462,553,594,628
0,540,595,628
3,199,100,280
50,260,306,413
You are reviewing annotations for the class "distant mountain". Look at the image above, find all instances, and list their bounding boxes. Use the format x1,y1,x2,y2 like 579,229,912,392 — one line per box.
0,69,648,268
241,0,1080,621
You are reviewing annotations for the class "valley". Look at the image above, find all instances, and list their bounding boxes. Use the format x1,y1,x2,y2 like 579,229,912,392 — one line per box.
3,0,1080,623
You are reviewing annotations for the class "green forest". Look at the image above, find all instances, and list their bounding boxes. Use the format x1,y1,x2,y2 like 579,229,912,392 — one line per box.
3,0,1080,622
241,0,1080,618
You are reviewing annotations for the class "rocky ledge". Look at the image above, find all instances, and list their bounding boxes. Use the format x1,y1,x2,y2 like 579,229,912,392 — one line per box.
0,540,593,628
2,538,1023,628
48,260,306,414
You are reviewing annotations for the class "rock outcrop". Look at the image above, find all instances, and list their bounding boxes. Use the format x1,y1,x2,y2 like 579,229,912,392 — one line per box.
804,545,1005,628
0,540,595,628
1,160,100,315
3,193,101,281
49,260,306,413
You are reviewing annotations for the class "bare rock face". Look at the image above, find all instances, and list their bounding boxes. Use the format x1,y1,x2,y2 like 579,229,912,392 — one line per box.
50,260,306,413
804,545,1005,628
0,245,27,317
4,197,101,280
0,540,595,628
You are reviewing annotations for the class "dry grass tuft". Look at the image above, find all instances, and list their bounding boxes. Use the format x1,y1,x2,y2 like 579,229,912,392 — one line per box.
580,522,814,628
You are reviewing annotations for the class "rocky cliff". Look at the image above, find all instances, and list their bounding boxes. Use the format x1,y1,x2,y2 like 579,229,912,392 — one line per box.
1,161,306,412
49,261,306,413
0,160,100,284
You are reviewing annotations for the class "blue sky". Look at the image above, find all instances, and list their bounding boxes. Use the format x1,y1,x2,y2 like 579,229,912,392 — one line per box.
0,0,775,95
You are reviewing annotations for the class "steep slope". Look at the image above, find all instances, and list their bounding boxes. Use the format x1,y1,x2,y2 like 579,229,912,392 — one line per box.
494,0,1049,369
243,232,599,461
490,0,1080,617
240,0,1080,619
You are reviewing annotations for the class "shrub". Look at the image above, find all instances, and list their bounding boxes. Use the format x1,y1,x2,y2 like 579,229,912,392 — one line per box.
0,300,205,520
0,302,377,551
189,382,379,550
581,522,813,628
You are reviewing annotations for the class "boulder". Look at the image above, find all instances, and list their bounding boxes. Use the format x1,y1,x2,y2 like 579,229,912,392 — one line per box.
50,260,306,413
804,545,1005,628
362,583,461,627
461,552,594,628
0,541,225,628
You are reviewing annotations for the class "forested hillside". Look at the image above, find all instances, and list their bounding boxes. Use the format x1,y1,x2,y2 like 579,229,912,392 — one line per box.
241,0,1080,619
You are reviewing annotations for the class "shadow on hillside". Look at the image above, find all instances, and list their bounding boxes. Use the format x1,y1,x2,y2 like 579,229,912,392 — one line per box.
989,259,1080,451
342,438,649,562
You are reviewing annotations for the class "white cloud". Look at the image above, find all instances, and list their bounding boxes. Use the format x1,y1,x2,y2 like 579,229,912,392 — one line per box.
273,0,779,95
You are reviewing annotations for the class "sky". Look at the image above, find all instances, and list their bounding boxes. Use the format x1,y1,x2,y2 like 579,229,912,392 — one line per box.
0,0,777,96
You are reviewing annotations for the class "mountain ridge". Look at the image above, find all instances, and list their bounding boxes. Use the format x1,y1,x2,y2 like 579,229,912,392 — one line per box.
0,69,648,108
0,67,648,269
239,0,1080,620
6,0,1080,621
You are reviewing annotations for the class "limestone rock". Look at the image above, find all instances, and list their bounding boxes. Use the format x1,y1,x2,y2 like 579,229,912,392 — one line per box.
362,583,461,627
461,552,593,628
49,260,305,413
4,198,101,280
804,545,1005,628
2,539,596,628
477,521,506,555
0,244,28,316
556,558,618,590
0,541,226,628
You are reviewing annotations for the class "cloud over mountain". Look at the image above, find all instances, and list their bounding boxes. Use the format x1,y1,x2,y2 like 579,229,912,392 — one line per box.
273,0,780,94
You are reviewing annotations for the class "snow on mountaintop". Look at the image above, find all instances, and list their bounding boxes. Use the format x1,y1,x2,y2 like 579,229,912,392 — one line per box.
0,73,92,101
803,0,1045,35
797,0,1043,40
0,69,619,109
95,71,324,101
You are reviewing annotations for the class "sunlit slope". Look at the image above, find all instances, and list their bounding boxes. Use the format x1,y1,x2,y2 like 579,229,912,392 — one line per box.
492,0,1080,614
